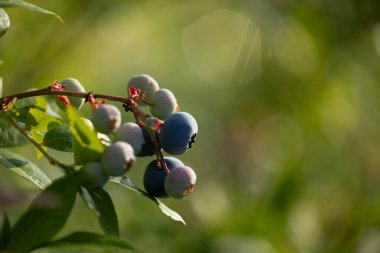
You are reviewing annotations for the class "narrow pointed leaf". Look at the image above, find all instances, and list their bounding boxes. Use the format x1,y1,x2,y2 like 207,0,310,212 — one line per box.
38,232,136,251
67,108,104,165
80,187,119,237
6,173,80,253
110,177,186,225
0,149,51,189
0,0,63,22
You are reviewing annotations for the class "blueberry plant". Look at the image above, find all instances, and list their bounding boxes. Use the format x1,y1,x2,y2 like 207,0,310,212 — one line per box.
0,3,198,253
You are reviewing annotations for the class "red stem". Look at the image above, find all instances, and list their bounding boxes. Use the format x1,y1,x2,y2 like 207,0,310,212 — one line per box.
0,86,133,107
148,130,170,175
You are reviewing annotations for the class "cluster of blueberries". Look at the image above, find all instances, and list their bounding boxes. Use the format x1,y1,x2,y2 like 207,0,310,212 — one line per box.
57,75,198,199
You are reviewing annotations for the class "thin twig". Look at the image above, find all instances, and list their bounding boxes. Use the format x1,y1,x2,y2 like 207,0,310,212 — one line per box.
148,130,170,175
0,86,133,108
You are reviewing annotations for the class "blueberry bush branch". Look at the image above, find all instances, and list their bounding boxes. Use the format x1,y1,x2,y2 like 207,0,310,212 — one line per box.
0,85,131,108
0,4,198,252
0,75,198,252
0,79,196,179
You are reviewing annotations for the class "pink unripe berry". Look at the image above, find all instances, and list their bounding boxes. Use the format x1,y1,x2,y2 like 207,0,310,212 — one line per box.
101,141,135,176
164,166,196,199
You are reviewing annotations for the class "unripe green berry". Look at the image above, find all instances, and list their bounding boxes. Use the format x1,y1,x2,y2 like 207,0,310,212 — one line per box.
92,104,121,134
0,8,10,38
114,122,144,154
57,78,86,109
127,74,159,105
101,141,135,176
79,162,108,189
149,89,178,120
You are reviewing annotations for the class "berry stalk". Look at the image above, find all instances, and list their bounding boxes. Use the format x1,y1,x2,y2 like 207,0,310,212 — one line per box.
147,129,170,175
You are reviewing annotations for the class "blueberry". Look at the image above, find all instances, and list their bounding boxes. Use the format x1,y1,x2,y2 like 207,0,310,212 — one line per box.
164,166,196,199
149,89,178,120
0,8,10,38
143,157,184,197
114,122,144,154
57,78,86,109
101,141,135,176
139,125,157,157
81,117,111,145
127,74,159,105
114,122,156,157
159,112,198,155
92,104,121,134
79,162,108,189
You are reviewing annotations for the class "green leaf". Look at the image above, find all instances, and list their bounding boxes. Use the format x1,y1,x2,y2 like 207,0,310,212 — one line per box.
0,8,9,38
43,124,72,152
1,97,61,148
12,96,48,125
111,176,186,225
0,0,63,23
67,107,104,165
80,187,119,237
38,231,136,252
19,96,61,131
0,213,10,250
6,173,80,253
0,113,28,147
0,148,51,189
10,107,35,126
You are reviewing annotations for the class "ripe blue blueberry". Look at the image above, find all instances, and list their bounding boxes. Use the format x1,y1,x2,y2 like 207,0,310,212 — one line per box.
164,165,196,199
79,162,108,189
127,74,159,105
92,104,121,134
159,112,198,155
143,157,184,197
101,141,135,176
139,125,157,157
149,89,178,120
58,78,86,109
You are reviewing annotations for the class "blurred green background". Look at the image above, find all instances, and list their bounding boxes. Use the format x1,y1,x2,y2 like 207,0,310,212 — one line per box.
2,0,380,252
